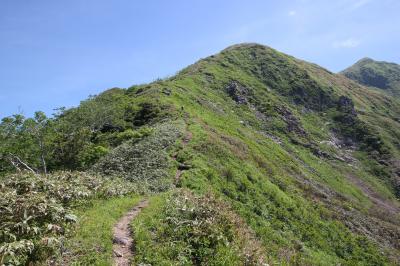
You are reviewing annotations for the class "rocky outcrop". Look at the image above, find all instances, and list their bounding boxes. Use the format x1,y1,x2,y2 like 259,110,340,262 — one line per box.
337,96,356,116
276,106,307,136
225,81,250,104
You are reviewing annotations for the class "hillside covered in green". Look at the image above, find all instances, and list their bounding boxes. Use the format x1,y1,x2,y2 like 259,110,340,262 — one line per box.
341,57,400,97
1,43,400,265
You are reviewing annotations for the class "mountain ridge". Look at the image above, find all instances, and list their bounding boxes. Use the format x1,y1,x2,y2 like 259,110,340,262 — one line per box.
341,56,400,97
1,43,400,265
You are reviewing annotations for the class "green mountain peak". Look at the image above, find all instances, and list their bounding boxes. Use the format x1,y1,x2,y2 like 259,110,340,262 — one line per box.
1,43,400,265
341,57,400,96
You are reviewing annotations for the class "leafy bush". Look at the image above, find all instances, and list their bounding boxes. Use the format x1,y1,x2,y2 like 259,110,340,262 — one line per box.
77,144,109,168
116,127,152,143
0,172,138,265
93,122,183,192
133,101,162,126
133,190,267,265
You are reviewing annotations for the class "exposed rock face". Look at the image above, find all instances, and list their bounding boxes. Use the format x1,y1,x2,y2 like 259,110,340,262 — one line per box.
226,81,249,104
334,96,358,145
276,106,307,136
162,88,172,96
337,96,356,116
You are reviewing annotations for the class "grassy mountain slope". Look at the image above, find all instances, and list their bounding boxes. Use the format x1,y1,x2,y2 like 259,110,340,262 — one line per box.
341,57,400,97
144,43,400,264
1,43,400,265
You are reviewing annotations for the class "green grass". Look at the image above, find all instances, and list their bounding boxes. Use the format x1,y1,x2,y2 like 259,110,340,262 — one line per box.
58,44,400,264
153,44,398,264
64,195,141,265
341,57,400,96
131,191,267,265
130,194,166,265
3,43,399,265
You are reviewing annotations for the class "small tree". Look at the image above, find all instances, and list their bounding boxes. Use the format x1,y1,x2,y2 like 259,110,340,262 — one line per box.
24,112,49,174
0,114,34,173
0,112,51,174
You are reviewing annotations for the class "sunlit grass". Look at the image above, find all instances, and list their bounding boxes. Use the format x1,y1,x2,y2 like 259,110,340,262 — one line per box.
65,195,141,265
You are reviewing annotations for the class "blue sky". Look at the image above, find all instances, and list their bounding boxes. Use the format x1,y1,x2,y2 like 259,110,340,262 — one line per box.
1,0,399,118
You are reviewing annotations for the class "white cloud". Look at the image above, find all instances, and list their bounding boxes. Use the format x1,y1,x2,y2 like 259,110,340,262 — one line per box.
288,10,297,16
333,38,361,48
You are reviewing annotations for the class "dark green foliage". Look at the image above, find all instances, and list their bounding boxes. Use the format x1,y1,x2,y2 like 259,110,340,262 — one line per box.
0,112,51,174
220,44,336,111
77,144,109,168
2,43,400,265
47,89,135,170
341,57,400,96
0,88,176,173
332,96,389,155
92,127,153,149
132,101,161,126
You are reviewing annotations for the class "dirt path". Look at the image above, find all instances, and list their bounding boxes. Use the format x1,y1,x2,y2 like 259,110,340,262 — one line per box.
112,199,149,266
173,130,193,183
182,131,193,145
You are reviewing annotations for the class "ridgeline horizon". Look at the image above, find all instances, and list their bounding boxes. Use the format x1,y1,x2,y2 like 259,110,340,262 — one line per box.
1,42,400,265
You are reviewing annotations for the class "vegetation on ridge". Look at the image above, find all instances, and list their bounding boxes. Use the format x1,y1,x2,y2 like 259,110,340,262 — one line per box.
1,43,400,265
341,57,400,97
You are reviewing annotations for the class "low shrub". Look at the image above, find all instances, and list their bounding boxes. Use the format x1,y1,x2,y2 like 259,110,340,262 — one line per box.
0,171,138,265
92,122,183,192
133,190,267,265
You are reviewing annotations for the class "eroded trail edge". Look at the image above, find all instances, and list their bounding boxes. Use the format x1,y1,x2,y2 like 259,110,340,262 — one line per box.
112,199,149,266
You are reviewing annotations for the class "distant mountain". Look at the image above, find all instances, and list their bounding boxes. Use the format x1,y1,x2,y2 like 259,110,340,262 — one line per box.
341,57,400,96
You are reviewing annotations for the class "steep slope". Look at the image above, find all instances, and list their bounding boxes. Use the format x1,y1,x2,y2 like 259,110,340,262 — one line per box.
1,43,400,265
127,43,400,264
341,57,400,96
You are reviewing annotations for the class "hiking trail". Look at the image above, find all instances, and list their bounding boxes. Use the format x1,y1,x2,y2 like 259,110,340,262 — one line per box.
173,129,193,184
112,199,149,266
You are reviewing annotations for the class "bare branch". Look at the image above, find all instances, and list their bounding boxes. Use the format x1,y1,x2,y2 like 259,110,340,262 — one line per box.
8,153,36,174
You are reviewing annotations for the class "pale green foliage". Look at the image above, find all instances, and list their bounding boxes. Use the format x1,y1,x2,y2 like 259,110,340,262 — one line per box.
0,171,138,264
0,240,34,265
93,121,183,192
133,190,267,265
